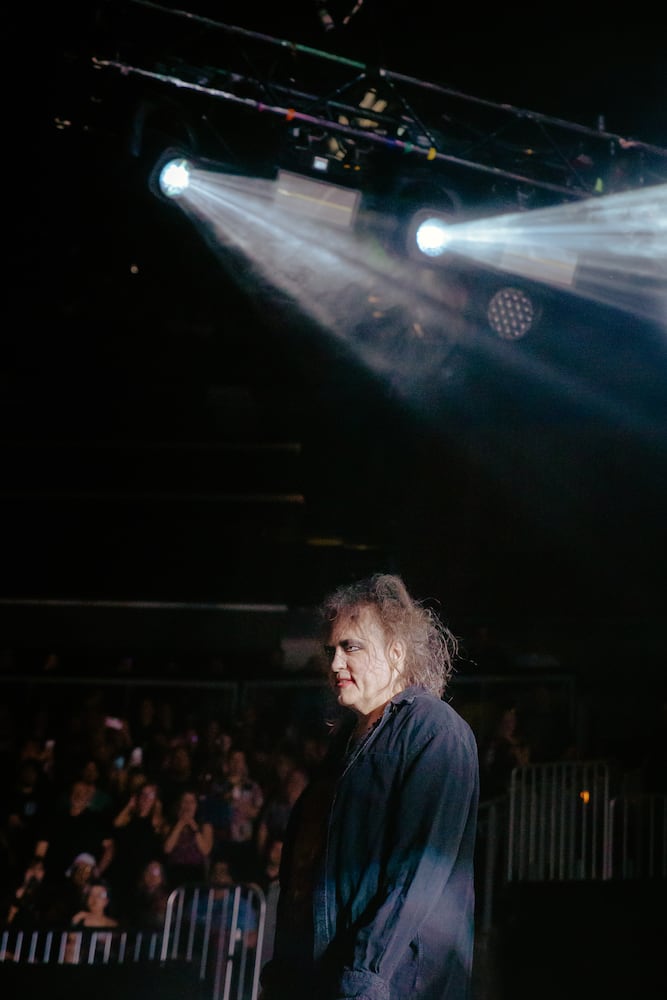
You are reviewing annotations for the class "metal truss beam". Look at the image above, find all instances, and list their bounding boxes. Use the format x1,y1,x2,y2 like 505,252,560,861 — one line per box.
92,1,667,205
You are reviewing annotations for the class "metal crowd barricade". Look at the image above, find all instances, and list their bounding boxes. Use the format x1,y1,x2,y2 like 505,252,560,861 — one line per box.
506,760,611,881
0,927,164,965
606,793,667,879
0,884,267,1000
162,883,267,1000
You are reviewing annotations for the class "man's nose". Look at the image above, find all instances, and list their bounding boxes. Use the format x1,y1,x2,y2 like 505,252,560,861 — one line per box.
331,647,346,671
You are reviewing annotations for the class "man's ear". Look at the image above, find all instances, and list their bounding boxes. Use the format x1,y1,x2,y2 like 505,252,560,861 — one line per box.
390,639,406,670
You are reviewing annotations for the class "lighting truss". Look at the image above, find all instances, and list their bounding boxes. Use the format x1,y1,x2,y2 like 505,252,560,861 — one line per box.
89,0,667,213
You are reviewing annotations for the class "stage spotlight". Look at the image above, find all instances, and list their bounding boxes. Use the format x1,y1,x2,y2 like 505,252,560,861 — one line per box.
147,148,196,202
416,216,453,257
158,156,192,199
406,208,458,261
486,285,541,340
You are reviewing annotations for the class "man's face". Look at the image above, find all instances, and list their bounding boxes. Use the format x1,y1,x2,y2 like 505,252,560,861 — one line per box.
326,607,404,719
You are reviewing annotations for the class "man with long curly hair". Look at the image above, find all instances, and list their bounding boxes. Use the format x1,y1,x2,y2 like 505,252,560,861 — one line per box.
260,573,479,1000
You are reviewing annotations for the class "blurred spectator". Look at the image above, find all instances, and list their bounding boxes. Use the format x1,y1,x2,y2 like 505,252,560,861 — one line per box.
71,878,118,928
254,838,283,969
42,851,97,925
253,836,283,894
178,711,202,755
34,779,115,887
68,878,119,963
257,742,301,802
163,789,214,887
55,700,131,794
3,755,55,874
131,696,172,775
3,856,48,929
231,704,261,756
108,780,165,915
193,720,233,795
196,856,259,950
78,757,114,818
202,748,264,880
127,859,170,928
300,725,329,777
160,744,196,815
255,765,309,859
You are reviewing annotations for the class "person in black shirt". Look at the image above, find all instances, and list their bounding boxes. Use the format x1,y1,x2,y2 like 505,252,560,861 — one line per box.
107,781,165,915
34,779,114,923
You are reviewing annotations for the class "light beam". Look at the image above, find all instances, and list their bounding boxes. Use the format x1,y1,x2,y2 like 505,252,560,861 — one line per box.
411,184,667,325
155,163,473,406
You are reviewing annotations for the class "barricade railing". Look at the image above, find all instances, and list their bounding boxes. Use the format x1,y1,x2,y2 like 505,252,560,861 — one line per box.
504,762,667,886
0,884,267,1000
162,884,266,1000
606,793,667,879
0,926,164,965
506,760,611,881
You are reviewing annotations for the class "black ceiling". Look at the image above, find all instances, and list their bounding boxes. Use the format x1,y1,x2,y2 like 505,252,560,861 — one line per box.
4,2,666,674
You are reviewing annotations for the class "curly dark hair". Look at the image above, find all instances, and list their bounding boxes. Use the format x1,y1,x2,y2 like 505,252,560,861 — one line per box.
319,573,457,698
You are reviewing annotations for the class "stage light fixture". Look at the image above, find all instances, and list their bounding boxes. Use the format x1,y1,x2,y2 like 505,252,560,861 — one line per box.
146,146,198,203
406,208,458,262
158,156,192,199
415,216,453,257
486,286,541,340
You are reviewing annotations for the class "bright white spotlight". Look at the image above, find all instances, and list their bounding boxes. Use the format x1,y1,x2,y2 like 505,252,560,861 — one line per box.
158,157,192,199
415,216,453,257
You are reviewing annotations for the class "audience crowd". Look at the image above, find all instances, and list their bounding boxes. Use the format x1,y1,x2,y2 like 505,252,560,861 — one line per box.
0,680,332,936
1,658,664,941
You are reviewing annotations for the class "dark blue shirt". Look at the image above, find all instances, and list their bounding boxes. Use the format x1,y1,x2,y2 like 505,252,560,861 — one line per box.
264,686,479,1000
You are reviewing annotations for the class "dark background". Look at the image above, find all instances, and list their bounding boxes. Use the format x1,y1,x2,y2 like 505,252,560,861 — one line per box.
4,1,666,686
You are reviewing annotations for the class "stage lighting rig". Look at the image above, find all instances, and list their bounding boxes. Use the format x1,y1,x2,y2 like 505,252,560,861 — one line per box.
91,0,667,224
91,2,667,337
